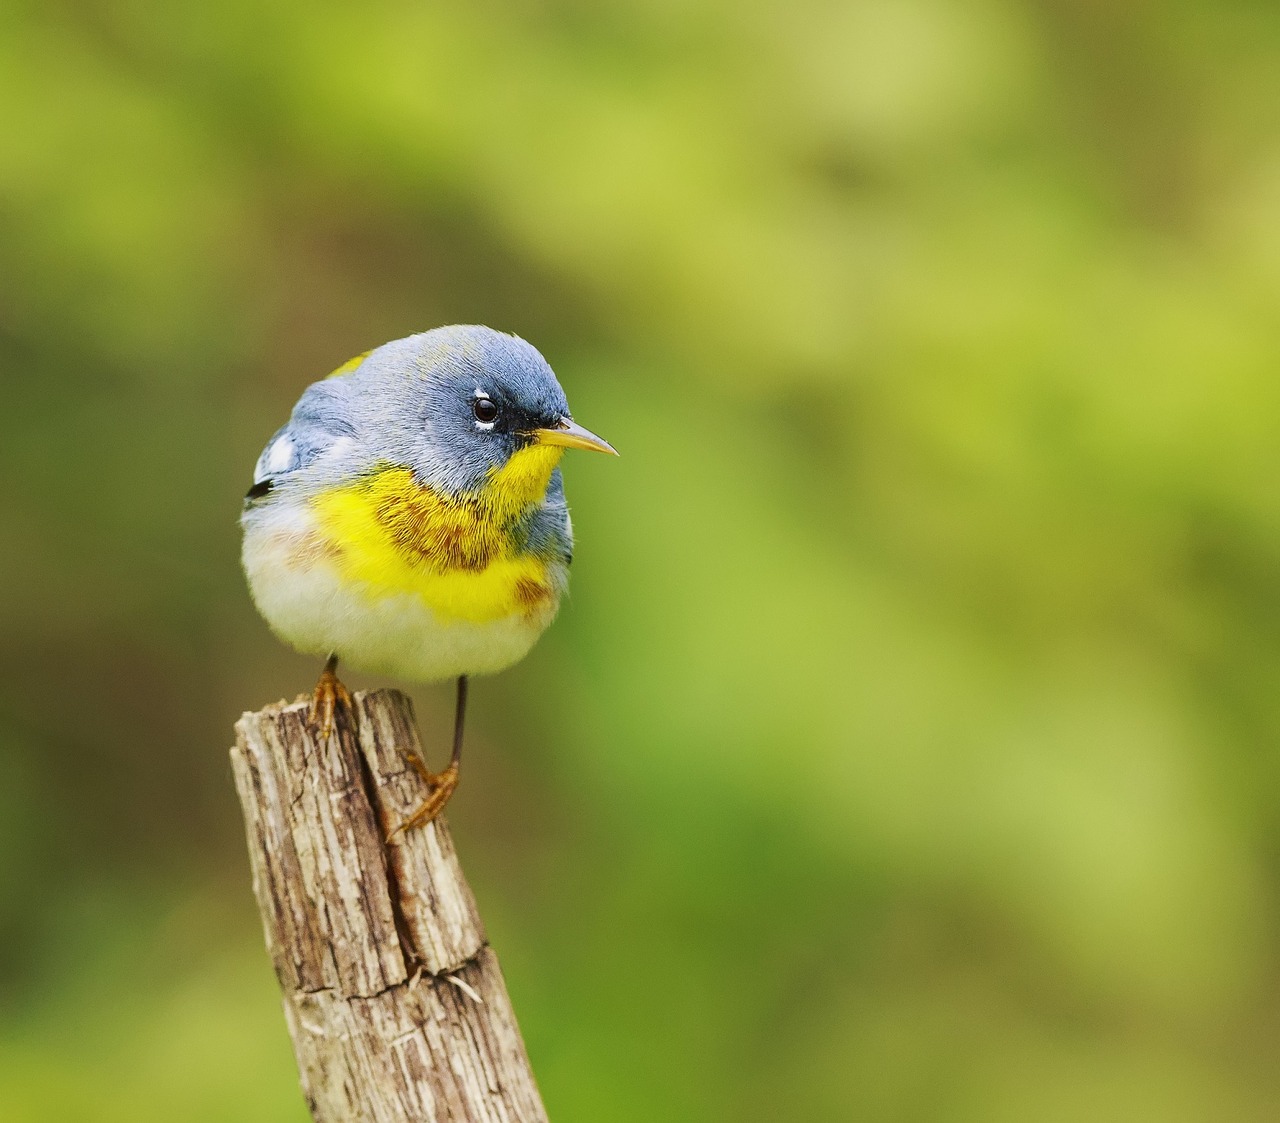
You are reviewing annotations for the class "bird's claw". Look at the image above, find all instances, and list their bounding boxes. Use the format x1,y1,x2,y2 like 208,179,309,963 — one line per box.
387,751,459,841
307,661,353,742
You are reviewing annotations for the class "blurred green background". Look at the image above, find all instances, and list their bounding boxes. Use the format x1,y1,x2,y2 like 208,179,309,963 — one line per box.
3,1,1280,1119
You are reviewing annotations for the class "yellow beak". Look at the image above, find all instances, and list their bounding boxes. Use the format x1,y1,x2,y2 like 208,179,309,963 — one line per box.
532,417,619,456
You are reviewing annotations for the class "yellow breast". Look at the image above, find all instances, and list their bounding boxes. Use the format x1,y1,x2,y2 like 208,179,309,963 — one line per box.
308,446,565,625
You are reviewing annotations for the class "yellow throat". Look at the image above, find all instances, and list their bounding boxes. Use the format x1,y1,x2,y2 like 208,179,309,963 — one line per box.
309,443,565,623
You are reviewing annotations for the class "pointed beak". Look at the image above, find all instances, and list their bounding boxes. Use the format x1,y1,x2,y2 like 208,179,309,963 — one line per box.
532,417,619,456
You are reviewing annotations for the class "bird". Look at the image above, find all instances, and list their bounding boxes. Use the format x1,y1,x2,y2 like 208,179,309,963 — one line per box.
241,325,616,832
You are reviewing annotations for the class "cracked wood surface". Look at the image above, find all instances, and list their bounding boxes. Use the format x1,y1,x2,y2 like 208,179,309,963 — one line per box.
231,689,548,1123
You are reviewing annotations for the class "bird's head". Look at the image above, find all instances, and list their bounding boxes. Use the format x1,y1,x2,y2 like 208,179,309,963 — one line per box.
352,325,616,501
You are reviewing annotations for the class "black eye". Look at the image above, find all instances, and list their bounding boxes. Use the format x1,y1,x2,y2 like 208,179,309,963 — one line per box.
473,398,498,424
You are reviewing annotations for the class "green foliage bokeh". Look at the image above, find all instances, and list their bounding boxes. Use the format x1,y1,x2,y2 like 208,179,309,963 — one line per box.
3,1,1280,1118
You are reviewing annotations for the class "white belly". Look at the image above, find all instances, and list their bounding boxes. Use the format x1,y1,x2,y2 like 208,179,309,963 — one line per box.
242,509,558,683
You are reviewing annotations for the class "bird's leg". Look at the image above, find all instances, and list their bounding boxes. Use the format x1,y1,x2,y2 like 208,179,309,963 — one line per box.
389,675,467,838
307,653,353,742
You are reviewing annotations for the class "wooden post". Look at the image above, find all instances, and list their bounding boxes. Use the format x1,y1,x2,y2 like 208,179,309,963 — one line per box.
230,689,548,1123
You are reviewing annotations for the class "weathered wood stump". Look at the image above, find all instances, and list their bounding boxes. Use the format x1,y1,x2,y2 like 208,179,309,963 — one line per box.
230,689,548,1123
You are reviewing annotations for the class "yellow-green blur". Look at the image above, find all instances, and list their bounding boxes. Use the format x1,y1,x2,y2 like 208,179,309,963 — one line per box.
3,3,1280,1120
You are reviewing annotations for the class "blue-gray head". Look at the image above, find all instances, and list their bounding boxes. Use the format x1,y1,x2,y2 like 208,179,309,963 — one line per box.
337,325,616,494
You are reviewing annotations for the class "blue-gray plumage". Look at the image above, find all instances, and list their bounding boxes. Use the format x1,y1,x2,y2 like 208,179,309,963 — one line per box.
240,324,615,827
249,326,576,498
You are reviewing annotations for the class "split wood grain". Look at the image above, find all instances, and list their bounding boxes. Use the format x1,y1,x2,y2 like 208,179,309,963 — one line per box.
230,689,548,1123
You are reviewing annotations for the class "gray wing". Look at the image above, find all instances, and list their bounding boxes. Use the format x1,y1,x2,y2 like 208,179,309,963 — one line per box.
245,378,357,503
521,467,574,565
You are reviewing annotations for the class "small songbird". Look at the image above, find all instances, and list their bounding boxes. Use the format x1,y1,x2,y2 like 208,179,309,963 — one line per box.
241,325,616,830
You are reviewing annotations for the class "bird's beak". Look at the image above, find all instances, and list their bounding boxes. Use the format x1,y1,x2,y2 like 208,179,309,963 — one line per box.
532,417,619,456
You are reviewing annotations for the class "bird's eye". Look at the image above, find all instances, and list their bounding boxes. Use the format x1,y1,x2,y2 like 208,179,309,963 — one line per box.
473,398,498,424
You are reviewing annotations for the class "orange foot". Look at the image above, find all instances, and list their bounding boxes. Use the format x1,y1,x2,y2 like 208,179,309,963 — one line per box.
307,655,353,742
388,752,460,840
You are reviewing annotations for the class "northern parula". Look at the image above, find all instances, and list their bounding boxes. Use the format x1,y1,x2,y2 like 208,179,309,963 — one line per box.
241,325,616,829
